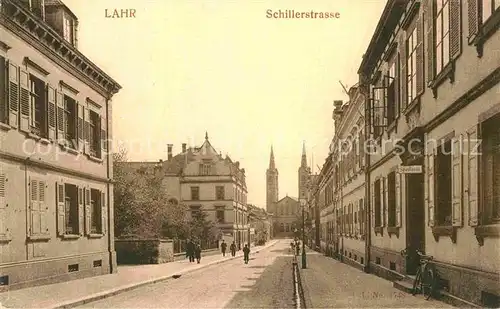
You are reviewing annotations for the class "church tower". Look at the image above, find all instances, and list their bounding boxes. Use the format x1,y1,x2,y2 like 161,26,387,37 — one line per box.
298,141,309,200
266,146,279,213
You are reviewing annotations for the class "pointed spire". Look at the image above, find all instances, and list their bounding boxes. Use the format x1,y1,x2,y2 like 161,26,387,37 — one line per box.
269,145,276,169
205,131,209,141
301,141,307,167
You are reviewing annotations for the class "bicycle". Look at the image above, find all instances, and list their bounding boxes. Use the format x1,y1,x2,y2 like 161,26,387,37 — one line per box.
400,247,437,300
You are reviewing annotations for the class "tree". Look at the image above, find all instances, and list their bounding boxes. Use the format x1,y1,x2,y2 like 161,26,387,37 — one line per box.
187,211,220,247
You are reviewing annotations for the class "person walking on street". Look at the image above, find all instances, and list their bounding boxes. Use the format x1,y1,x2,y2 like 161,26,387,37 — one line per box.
243,244,250,264
230,241,236,257
195,243,202,264
186,239,195,263
221,240,227,257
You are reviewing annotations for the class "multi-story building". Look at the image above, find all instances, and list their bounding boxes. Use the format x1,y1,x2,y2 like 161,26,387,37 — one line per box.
247,204,271,245
357,0,500,306
0,0,121,290
162,133,249,247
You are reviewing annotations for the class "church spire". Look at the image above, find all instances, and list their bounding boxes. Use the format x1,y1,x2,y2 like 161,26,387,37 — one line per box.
301,141,307,167
269,145,276,169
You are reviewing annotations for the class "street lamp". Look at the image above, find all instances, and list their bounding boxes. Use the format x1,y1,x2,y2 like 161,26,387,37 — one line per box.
299,198,307,269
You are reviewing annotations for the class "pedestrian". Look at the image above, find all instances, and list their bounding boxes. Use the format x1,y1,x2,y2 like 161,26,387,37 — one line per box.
195,243,202,264
243,244,250,264
238,242,241,251
230,241,236,257
290,242,295,254
186,239,195,263
296,241,300,256
221,240,227,257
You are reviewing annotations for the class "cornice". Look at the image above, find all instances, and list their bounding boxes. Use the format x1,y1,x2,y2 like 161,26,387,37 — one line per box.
1,0,121,99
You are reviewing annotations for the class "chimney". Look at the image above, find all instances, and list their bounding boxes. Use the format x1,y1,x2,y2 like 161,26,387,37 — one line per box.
182,143,187,153
235,161,240,169
167,144,173,160
332,100,344,122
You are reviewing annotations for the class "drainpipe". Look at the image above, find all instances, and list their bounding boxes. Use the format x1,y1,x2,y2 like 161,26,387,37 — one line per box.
361,74,371,274
105,97,116,274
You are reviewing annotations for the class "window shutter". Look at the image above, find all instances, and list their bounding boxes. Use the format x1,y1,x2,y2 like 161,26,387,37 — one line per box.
79,186,86,235
449,0,462,60
467,125,479,226
56,91,65,145
19,69,30,133
39,180,48,235
395,172,402,227
101,191,106,235
101,115,107,154
383,177,388,227
426,139,436,227
0,58,5,124
399,34,407,109
467,0,479,42
371,182,375,228
8,61,19,128
416,16,425,95
77,103,84,152
47,85,56,141
56,181,65,236
81,187,89,235
83,105,90,154
0,173,8,238
29,178,40,236
452,135,463,227
426,0,435,84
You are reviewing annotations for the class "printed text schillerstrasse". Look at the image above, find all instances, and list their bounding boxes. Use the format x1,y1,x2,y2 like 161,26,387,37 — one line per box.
266,9,340,19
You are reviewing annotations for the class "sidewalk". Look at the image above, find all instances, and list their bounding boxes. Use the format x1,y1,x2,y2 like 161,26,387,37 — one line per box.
0,240,278,309
297,250,452,308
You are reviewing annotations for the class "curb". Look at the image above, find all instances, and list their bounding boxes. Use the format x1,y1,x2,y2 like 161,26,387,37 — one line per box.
50,240,279,309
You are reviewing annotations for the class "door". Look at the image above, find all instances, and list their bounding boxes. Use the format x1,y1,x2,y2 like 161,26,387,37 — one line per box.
405,172,425,275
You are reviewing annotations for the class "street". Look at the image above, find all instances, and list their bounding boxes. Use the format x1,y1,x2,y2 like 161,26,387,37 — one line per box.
74,240,452,308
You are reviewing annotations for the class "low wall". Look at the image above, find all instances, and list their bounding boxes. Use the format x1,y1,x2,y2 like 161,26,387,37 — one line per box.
115,238,174,265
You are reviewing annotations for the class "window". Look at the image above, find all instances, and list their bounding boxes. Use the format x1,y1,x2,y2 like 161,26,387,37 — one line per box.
388,172,397,227
89,110,100,157
373,85,383,138
280,223,284,232
63,13,74,45
189,206,201,218
199,163,212,175
481,114,500,224
28,75,46,137
481,0,500,23
216,186,224,200
435,0,450,75
407,26,418,105
64,95,77,148
374,179,382,227
0,56,6,124
190,187,199,200
386,61,397,124
216,207,225,223
64,184,79,235
436,140,452,226
90,189,102,234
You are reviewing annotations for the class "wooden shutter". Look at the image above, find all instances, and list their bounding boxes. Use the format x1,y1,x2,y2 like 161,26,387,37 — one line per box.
8,61,19,128
452,135,463,227
47,85,56,141
79,186,86,235
101,115,107,155
467,125,479,226
467,0,479,42
0,173,8,238
82,186,89,235
395,172,402,227
416,16,425,95
29,178,40,236
56,181,65,236
39,180,48,235
101,191,106,234
449,0,462,60
83,105,90,154
399,33,407,110
383,177,388,227
56,91,65,145
426,139,436,227
0,58,5,124
426,0,435,84
19,69,30,133
77,103,84,152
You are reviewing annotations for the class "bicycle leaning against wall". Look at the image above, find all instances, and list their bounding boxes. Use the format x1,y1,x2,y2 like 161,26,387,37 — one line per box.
400,247,438,300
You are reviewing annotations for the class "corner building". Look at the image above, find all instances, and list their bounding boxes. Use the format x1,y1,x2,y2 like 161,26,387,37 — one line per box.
0,0,121,290
358,0,500,306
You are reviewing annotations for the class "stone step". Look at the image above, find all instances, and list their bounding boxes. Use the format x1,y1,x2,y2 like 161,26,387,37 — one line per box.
393,279,415,294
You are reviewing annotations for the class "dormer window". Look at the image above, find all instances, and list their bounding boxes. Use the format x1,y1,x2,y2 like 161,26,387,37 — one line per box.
63,12,74,44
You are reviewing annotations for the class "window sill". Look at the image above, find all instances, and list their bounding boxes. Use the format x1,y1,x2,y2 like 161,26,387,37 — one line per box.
403,96,421,117
0,235,12,243
470,11,500,57
60,234,80,240
39,138,51,145
374,226,383,236
88,233,104,238
88,155,103,163
387,226,400,238
26,132,41,141
474,224,500,246
27,234,51,241
431,225,457,243
0,122,11,131
428,61,455,98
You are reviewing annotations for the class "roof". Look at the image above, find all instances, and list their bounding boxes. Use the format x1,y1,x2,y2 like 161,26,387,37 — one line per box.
276,196,298,204
44,0,78,20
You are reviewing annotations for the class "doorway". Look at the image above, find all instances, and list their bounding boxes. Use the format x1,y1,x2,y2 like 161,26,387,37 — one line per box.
405,172,425,275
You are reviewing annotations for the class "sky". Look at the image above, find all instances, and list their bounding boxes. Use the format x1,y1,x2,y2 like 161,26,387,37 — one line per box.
64,0,386,208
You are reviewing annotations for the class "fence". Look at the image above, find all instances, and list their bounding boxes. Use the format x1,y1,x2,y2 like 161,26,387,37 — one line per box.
172,239,219,254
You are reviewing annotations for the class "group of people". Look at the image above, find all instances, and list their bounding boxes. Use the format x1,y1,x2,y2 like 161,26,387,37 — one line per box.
220,240,251,264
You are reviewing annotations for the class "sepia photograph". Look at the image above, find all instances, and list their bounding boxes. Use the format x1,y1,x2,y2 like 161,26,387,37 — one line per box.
0,0,499,308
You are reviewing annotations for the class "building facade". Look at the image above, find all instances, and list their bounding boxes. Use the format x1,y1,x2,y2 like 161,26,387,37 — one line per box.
0,0,121,290
162,133,250,247
247,204,271,245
